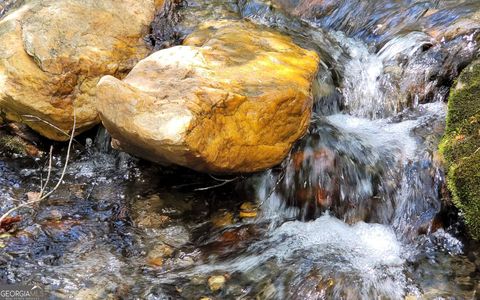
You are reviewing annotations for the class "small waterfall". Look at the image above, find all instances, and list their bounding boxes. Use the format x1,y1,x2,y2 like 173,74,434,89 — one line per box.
337,31,433,118
249,26,452,240
253,105,446,234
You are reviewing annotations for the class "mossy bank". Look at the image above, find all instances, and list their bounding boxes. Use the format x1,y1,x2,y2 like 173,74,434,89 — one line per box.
440,60,480,240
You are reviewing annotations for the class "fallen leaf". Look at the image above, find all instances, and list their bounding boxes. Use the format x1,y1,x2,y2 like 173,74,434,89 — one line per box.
0,216,21,233
147,257,164,267
26,191,41,202
25,144,41,157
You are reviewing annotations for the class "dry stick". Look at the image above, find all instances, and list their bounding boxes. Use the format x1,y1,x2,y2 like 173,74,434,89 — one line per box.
193,174,241,191
0,108,76,224
39,108,76,200
20,114,81,146
193,178,238,191
20,115,71,138
258,168,285,208
39,146,54,197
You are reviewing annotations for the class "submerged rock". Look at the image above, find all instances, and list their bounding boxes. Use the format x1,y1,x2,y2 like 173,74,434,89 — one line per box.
211,210,234,228
0,0,160,140
208,275,226,291
440,60,480,240
146,242,174,267
97,20,319,173
239,202,258,219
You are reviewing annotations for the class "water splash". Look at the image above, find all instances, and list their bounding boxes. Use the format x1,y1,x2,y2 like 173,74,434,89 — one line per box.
187,214,407,299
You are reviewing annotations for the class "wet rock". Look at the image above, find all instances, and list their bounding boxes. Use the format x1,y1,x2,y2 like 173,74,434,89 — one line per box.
148,0,182,49
149,0,240,49
0,123,43,157
208,275,226,291
172,250,197,268
0,216,21,233
201,224,261,257
74,284,123,300
211,210,234,228
131,193,199,229
131,195,174,229
135,214,171,229
97,20,319,173
269,0,480,108
0,0,160,140
146,243,174,267
239,202,258,219
5,123,42,145
156,225,190,247
256,282,277,299
440,60,480,240
426,10,480,42
270,118,402,222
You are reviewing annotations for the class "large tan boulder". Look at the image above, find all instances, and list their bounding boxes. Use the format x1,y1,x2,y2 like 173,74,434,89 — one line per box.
0,0,160,140
97,20,319,173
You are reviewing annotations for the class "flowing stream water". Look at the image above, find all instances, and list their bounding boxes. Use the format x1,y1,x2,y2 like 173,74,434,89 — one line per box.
1,0,480,299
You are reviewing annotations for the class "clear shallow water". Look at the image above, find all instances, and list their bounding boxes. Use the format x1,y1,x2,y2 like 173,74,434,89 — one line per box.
1,0,480,299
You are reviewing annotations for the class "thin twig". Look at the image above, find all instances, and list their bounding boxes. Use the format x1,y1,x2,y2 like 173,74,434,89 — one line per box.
258,169,285,208
174,174,242,191
21,115,71,138
0,108,76,224
21,114,81,145
209,174,239,182
0,201,40,225
193,177,239,191
172,182,203,189
39,107,76,200
39,146,53,197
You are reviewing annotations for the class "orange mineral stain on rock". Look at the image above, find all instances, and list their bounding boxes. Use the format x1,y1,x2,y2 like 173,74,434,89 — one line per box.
0,0,162,140
96,20,320,173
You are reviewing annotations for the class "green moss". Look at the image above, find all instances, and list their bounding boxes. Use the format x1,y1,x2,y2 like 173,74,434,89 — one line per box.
0,133,28,156
440,60,480,240
448,154,480,238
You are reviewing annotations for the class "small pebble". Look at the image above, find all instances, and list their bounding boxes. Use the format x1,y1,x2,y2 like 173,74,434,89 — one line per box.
208,275,226,292
239,202,257,218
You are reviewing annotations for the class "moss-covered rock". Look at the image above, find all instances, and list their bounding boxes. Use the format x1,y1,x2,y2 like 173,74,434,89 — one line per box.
440,60,480,240
0,133,39,157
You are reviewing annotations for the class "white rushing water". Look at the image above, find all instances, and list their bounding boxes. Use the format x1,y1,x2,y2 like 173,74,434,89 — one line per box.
234,28,460,299
329,30,435,118
189,214,407,299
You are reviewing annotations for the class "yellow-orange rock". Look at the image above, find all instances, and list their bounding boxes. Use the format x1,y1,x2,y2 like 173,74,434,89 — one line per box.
0,0,159,140
96,20,319,173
